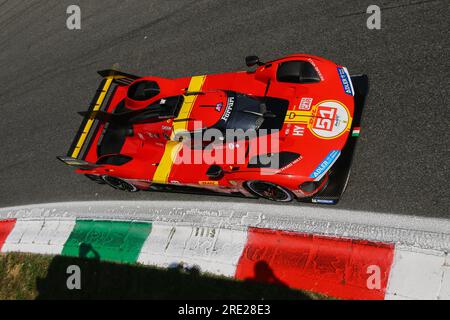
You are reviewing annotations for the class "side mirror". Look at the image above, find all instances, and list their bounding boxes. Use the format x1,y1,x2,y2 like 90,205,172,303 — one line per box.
206,165,224,179
245,55,264,67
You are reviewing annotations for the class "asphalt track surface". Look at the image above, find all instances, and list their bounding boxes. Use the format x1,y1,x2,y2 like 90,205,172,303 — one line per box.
0,0,448,217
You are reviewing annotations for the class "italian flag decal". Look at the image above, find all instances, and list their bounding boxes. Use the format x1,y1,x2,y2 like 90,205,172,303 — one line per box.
62,220,152,263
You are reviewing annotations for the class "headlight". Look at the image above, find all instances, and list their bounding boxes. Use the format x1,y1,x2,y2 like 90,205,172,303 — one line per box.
299,175,326,192
299,181,319,193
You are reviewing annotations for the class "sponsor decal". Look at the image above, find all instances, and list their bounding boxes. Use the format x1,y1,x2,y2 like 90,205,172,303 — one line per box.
299,97,313,110
337,67,354,96
162,125,172,131
286,100,351,140
215,102,223,112
221,97,235,121
308,58,324,80
293,125,305,137
309,100,351,139
312,198,336,204
199,181,219,185
277,155,302,172
309,149,341,180
284,123,291,135
160,98,167,104
148,132,160,139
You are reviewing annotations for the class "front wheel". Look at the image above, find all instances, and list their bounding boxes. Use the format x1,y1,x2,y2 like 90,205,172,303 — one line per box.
102,175,139,192
244,181,294,202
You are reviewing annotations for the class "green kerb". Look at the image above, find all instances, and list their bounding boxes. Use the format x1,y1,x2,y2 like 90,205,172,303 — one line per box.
61,220,152,264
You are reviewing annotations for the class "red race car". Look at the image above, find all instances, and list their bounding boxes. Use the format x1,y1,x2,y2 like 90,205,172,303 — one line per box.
58,54,368,204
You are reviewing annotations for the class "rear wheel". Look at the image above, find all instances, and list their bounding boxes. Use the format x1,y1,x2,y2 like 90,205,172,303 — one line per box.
245,181,293,202
102,175,138,192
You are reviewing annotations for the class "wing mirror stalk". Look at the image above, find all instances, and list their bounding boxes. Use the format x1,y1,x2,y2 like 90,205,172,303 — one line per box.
245,55,264,67
206,165,224,180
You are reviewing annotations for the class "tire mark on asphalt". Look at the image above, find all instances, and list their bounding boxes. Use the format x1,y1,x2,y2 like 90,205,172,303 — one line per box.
0,55,108,101
0,0,41,29
0,159,31,174
0,1,198,99
336,0,443,17
67,0,201,66
0,0,56,50
0,0,10,10
0,0,19,21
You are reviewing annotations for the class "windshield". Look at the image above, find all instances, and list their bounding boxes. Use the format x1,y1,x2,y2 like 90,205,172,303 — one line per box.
212,91,289,133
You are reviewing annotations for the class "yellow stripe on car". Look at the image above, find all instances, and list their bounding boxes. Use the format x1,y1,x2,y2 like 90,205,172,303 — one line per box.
171,75,206,139
152,75,206,184
152,141,183,184
71,77,114,158
284,110,311,124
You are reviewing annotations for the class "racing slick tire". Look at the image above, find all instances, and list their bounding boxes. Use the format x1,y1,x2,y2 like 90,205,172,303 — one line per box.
244,181,294,202
101,175,139,192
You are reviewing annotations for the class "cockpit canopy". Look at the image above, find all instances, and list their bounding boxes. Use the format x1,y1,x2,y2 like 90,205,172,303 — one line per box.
211,91,289,132
127,80,160,101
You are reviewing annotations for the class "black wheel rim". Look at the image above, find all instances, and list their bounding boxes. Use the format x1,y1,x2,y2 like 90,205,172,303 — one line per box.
247,181,291,201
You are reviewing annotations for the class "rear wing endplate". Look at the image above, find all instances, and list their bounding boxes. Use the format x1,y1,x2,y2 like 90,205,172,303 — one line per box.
63,70,140,162
56,156,99,170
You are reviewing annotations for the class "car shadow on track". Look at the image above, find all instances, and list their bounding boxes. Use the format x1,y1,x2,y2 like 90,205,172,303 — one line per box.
245,261,288,288
35,255,316,300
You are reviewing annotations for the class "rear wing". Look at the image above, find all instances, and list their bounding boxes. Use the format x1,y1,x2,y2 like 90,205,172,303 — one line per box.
301,74,369,204
57,70,140,167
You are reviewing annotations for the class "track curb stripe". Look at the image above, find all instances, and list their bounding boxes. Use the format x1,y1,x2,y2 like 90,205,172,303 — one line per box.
1,219,76,255
138,223,247,277
1,210,449,300
61,219,152,264
0,219,16,251
235,227,394,300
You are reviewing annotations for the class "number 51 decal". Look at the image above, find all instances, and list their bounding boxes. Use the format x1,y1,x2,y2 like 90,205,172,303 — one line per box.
313,106,337,131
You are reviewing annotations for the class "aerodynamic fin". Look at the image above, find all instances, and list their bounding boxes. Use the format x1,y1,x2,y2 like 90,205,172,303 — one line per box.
97,69,141,86
77,110,121,123
56,156,99,169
